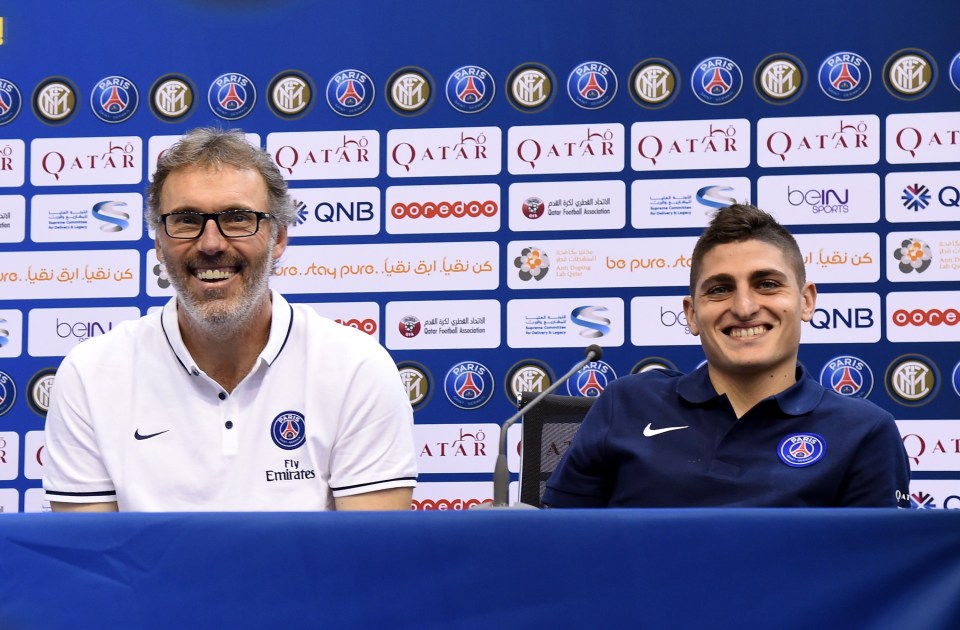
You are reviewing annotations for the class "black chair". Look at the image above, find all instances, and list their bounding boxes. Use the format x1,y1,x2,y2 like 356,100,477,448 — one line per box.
517,392,596,508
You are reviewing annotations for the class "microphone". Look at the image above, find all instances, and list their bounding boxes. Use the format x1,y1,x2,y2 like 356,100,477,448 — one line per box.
489,344,603,507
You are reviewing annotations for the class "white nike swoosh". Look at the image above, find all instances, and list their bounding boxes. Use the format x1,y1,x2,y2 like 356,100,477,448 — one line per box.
643,423,689,437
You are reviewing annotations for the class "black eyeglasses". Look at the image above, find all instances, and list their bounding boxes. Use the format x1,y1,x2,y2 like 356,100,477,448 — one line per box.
158,210,272,239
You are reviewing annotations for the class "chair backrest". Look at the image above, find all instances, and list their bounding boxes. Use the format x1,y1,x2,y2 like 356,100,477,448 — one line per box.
518,392,596,508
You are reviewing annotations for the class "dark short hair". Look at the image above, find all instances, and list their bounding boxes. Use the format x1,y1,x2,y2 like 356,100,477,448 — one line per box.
145,127,295,235
689,203,806,294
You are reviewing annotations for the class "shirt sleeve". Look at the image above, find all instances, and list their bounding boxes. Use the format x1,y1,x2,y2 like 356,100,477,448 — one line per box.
327,341,417,498
42,355,118,504
542,388,616,508
838,410,911,508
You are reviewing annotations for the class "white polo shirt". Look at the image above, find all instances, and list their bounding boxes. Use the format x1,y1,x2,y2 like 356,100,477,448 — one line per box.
43,291,417,511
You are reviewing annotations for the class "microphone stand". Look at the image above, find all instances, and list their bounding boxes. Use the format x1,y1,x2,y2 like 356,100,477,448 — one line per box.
490,345,602,507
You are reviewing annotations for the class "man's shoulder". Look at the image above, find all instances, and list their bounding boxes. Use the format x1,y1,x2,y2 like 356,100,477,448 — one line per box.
62,312,160,364
815,384,895,423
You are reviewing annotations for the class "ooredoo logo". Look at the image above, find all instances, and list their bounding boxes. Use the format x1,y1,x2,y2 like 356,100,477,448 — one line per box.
892,308,959,327
391,199,498,220
411,498,491,510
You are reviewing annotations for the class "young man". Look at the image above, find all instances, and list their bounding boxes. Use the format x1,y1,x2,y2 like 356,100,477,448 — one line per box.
543,204,910,508
43,128,417,512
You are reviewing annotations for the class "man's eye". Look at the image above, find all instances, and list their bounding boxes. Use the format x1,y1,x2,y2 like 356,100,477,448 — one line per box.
172,214,201,226
706,286,729,295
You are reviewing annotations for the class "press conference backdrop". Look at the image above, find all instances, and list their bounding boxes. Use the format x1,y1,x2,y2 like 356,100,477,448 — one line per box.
0,0,958,513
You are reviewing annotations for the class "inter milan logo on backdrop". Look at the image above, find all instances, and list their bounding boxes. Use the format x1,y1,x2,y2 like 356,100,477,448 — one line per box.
326,69,375,117
507,63,554,112
0,78,22,125
271,411,307,450
819,356,874,398
32,77,78,124
883,49,937,100
444,361,494,410
629,58,679,109
691,56,743,105
567,61,617,110
90,75,139,123
755,54,806,105
386,67,432,116
818,52,871,101
149,74,195,122
268,70,314,119
208,72,256,120
445,65,495,114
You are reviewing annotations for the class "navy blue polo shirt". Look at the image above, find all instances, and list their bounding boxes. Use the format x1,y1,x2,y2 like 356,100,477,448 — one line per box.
543,365,911,508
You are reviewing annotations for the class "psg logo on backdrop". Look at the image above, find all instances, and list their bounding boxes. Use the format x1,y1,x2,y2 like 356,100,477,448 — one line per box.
0,369,16,416
567,360,616,398
326,69,375,117
208,72,256,120
444,361,494,410
819,356,874,398
818,52,871,101
90,75,139,123
0,78,23,126
271,410,307,450
691,56,743,105
445,65,495,114
567,61,617,110
778,434,826,468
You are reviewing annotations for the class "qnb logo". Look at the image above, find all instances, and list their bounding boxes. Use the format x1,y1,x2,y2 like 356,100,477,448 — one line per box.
892,308,960,327
304,200,374,224
57,318,113,341
390,200,498,220
901,184,931,211
787,186,849,214
570,305,611,338
411,498,491,511
696,185,737,210
911,491,937,509
809,307,874,330
91,200,130,232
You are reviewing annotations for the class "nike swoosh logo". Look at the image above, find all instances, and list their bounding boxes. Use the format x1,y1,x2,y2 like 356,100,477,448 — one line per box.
134,429,170,441
643,423,689,437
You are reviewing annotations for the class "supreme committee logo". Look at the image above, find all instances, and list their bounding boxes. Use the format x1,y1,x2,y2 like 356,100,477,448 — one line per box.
885,354,939,407
326,69,375,117
208,72,256,120
91,200,131,232
32,77,78,125
27,368,56,417
883,49,937,100
629,58,679,109
506,63,555,113
149,74,196,122
444,361,494,410
90,75,139,123
267,70,314,119
755,53,806,105
893,238,933,274
819,355,874,398
691,56,743,105
567,61,617,110
445,65,495,114
398,361,432,411
386,67,433,116
818,52,871,101
270,410,306,450
513,246,550,281
778,434,826,468
0,78,23,126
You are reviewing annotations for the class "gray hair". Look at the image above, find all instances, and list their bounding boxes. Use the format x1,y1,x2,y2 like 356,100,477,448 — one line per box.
145,127,295,237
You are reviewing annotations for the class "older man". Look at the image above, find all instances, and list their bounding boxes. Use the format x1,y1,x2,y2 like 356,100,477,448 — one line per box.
44,128,416,511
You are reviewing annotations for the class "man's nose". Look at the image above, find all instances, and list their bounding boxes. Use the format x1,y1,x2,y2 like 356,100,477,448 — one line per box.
730,287,759,317
196,216,228,254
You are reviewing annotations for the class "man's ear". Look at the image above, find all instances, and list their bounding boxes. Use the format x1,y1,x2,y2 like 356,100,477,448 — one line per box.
682,295,699,336
800,282,817,322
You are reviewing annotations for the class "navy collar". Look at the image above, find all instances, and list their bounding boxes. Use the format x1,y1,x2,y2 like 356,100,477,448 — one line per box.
677,363,823,416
